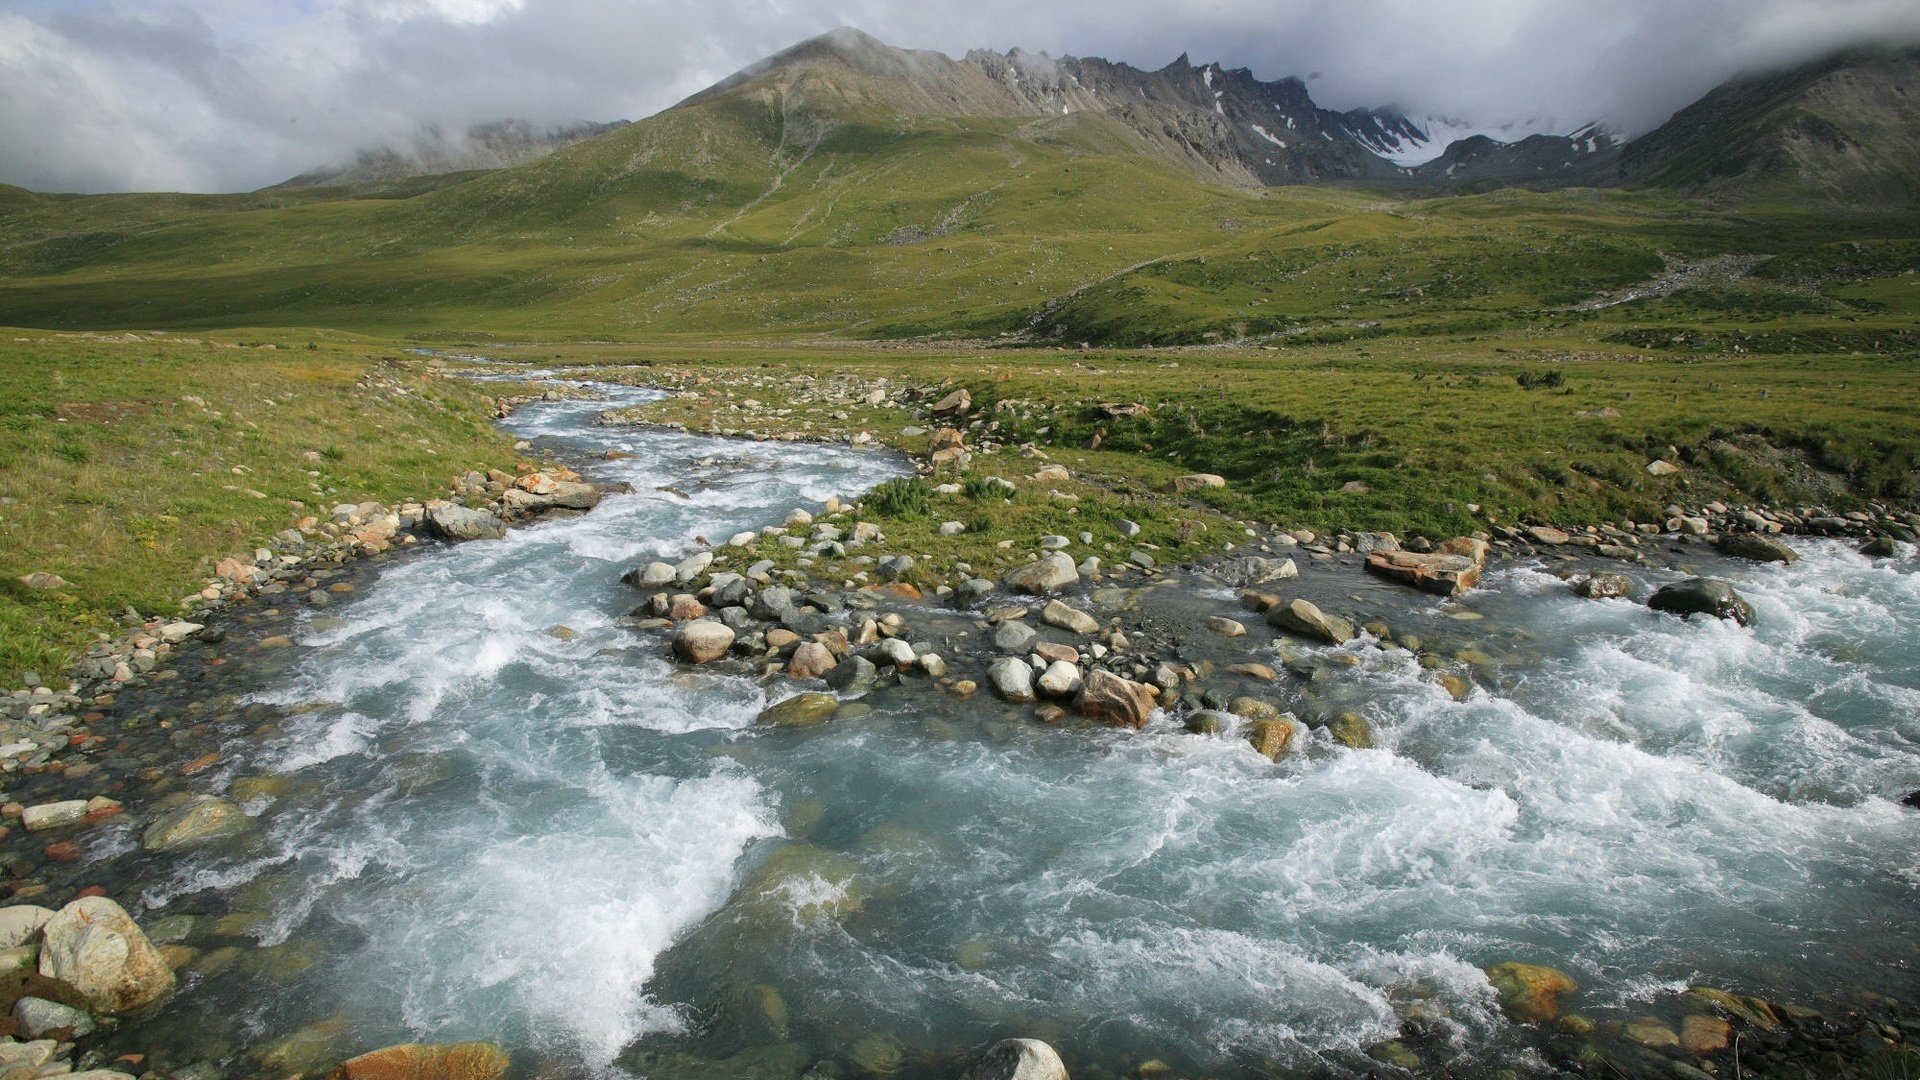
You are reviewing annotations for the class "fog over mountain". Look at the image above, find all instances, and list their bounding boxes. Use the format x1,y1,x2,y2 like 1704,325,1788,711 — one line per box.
3,0,1917,193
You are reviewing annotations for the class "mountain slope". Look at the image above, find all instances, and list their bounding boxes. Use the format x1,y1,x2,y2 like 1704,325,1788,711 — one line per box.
1621,46,1920,202
279,119,630,189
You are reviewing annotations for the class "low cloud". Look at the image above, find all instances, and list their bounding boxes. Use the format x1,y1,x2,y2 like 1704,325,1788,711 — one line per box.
4,0,1917,193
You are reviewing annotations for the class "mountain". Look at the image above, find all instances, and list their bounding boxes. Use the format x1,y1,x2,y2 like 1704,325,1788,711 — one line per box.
0,28,1915,346
671,27,1412,188
1621,46,1920,202
1411,123,1620,188
279,118,629,189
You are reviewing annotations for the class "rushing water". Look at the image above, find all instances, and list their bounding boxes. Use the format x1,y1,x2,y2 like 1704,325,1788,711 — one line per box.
110,377,1920,1078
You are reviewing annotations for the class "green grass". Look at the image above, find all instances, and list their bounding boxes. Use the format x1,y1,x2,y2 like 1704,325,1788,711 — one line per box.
0,73,1917,688
0,329,516,687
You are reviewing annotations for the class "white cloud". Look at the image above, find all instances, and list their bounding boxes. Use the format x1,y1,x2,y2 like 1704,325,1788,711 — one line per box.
2,0,1916,193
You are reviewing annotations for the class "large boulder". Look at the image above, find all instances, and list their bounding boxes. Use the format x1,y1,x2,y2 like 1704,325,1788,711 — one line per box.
1073,669,1158,729
1364,550,1481,596
1716,533,1798,565
422,503,505,542
1266,599,1355,645
1004,553,1078,595
38,897,176,1015
1649,578,1754,626
142,797,250,852
960,1039,1068,1080
672,620,735,663
330,1043,510,1080
1035,660,1083,699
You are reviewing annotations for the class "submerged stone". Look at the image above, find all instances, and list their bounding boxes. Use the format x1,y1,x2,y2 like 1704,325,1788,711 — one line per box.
330,1043,509,1080
1484,961,1577,1024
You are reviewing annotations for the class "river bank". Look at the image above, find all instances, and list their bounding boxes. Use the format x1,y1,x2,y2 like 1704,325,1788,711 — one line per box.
0,361,1915,1080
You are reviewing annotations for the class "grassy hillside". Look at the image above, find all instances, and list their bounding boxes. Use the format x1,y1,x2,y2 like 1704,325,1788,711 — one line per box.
0,330,515,686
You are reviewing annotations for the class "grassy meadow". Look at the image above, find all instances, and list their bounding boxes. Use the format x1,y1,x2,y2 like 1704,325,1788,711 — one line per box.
0,330,516,686
1,88,1917,687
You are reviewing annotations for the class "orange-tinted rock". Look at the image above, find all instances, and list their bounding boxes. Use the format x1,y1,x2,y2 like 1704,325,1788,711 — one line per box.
1680,1014,1731,1054
1366,550,1482,596
330,1043,509,1080
1485,961,1577,1024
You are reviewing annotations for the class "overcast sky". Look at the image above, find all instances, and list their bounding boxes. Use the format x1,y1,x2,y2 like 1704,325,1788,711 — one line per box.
4,0,1917,193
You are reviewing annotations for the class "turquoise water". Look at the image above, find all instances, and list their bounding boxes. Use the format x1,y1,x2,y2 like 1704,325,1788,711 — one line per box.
119,381,1920,1077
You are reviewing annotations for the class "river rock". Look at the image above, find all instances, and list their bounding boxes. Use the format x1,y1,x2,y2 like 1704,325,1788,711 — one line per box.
871,638,917,668
1267,599,1355,645
756,693,840,728
1716,533,1798,564
674,551,714,583
1438,537,1490,565
1004,553,1078,595
1205,616,1245,637
1211,556,1298,588
960,1038,1068,1080
1040,600,1099,635
38,896,176,1015
22,800,89,832
0,906,54,948
672,620,735,663
143,796,250,852
423,503,505,541
1166,473,1226,493
993,621,1037,654
1036,660,1083,699
330,1043,510,1080
786,642,837,680
1074,669,1158,728
823,655,878,694
1649,578,1754,626
1365,550,1481,596
986,658,1035,704
1861,535,1900,557
955,578,995,606
1484,961,1577,1024
501,481,599,514
931,388,971,416
12,996,93,1038
1246,717,1298,760
1185,711,1228,735
1326,711,1374,749
1574,572,1633,600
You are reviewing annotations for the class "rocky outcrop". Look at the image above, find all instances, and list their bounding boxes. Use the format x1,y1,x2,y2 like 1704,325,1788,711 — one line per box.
1649,578,1755,626
1364,550,1481,596
38,897,176,1015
